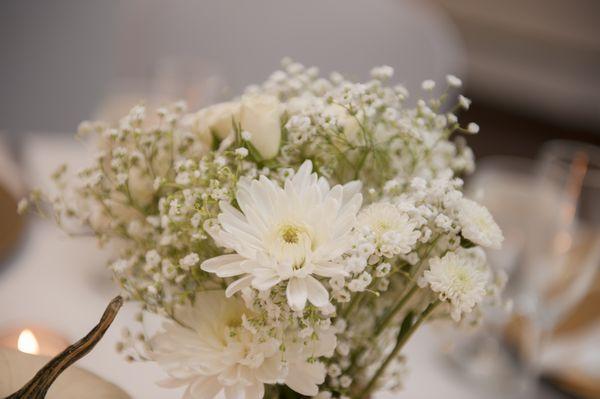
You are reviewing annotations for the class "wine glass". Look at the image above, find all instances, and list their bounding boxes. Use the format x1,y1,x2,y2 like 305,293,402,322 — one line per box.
445,144,600,397
443,156,545,396
516,141,600,371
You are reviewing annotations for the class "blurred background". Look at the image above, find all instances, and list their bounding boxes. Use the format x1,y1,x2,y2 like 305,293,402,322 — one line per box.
0,1,598,398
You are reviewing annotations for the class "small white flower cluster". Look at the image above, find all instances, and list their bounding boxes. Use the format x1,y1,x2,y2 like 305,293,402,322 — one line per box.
420,248,490,321
31,59,503,399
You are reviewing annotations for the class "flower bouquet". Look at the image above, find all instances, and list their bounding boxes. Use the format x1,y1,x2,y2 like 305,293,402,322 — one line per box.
24,59,503,399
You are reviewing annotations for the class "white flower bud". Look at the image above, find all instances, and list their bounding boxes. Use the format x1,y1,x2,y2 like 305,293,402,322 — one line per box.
446,74,462,88
421,79,435,91
239,94,282,159
458,95,471,110
467,122,480,134
241,130,252,141
235,147,249,158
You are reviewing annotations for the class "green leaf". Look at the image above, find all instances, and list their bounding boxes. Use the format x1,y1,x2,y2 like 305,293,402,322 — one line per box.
210,129,222,151
245,140,264,163
460,236,476,248
398,310,415,342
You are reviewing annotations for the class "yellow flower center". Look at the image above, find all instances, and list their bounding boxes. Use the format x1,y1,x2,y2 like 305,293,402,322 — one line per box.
265,221,314,268
280,225,302,244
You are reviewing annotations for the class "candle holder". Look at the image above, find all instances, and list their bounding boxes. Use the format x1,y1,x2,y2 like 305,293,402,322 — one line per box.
2,296,124,399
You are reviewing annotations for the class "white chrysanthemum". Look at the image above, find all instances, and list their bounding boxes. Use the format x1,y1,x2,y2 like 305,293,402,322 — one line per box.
151,291,282,399
202,160,362,310
420,250,489,321
151,290,335,399
456,198,503,249
283,325,337,396
357,202,420,257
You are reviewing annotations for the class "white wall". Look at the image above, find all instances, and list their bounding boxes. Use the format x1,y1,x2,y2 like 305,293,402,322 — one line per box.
0,0,462,137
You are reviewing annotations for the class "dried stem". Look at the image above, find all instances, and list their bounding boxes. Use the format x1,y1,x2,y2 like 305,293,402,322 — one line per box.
5,296,123,399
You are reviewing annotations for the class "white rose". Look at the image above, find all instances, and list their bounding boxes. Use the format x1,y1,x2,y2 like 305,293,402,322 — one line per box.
239,94,282,159
193,101,240,146
105,193,143,224
88,202,110,232
151,147,173,177
128,166,154,207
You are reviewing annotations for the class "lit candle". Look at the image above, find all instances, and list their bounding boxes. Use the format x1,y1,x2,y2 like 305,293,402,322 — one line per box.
17,329,40,354
0,326,69,356
0,297,128,397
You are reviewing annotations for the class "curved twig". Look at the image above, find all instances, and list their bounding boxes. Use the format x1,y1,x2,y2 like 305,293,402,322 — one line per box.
5,296,123,399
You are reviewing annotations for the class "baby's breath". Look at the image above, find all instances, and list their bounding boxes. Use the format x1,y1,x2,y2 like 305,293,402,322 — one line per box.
33,59,504,399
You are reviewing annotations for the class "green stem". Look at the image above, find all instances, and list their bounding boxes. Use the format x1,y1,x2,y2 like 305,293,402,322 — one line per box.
341,292,365,319
373,284,417,336
320,130,356,171
345,238,440,374
349,237,439,362
374,236,440,333
344,284,416,376
357,301,440,398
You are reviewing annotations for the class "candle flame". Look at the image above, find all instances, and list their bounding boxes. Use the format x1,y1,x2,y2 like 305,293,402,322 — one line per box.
17,329,40,355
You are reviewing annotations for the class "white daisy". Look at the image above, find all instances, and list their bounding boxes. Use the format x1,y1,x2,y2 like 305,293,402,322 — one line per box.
151,291,282,399
357,202,421,257
420,250,489,321
201,160,362,310
456,198,503,249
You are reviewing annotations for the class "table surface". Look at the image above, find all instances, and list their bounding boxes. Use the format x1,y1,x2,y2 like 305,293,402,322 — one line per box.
0,135,572,399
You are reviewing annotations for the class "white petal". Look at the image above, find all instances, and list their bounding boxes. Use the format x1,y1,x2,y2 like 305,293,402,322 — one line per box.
214,262,246,277
219,365,242,386
286,277,308,310
305,275,329,307
157,377,194,388
257,175,281,212
225,275,253,297
218,208,261,238
339,193,363,219
342,180,362,202
236,185,271,231
292,160,313,189
312,329,337,357
219,219,264,250
252,271,281,290
245,383,265,399
284,361,325,396
186,375,222,399
219,200,248,224
331,212,357,239
217,231,257,259
313,237,352,261
316,176,331,198
254,355,283,384
201,254,245,274
313,261,347,278
325,184,343,205
224,383,245,399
